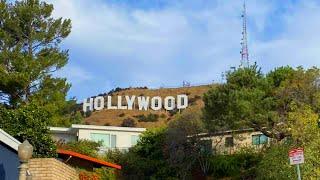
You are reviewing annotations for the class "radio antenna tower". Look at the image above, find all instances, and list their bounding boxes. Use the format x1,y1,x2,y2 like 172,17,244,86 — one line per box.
240,0,249,67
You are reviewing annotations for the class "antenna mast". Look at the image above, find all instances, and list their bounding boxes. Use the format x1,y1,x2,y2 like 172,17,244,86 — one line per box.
240,0,249,67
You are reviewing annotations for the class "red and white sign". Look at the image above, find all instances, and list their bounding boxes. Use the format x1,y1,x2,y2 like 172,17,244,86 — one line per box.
289,148,304,165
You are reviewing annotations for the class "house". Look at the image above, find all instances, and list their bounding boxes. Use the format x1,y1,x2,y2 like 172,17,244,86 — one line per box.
50,124,146,152
199,128,270,154
50,124,270,154
0,129,21,180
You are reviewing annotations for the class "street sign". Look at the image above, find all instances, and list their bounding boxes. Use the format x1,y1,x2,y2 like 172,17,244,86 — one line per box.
289,148,304,180
289,148,304,165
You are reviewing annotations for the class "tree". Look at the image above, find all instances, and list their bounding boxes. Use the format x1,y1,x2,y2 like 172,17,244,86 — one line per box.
256,104,320,179
203,64,320,141
0,104,57,157
119,128,178,179
0,0,74,126
287,104,320,177
166,107,210,178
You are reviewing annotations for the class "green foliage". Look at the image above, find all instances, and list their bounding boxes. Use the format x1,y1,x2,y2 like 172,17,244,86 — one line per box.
94,149,124,180
0,104,57,157
166,108,208,178
102,149,124,163
168,109,179,116
57,139,101,157
160,113,166,118
203,64,320,141
256,143,295,180
94,167,116,180
134,113,159,122
209,148,261,179
203,64,269,132
256,104,320,179
0,0,76,127
119,128,178,179
121,118,136,127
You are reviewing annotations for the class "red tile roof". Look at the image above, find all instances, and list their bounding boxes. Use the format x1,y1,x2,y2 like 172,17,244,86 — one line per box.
57,149,122,170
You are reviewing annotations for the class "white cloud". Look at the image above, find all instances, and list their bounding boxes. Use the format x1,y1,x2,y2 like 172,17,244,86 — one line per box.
56,65,92,85
45,0,320,99
252,0,320,71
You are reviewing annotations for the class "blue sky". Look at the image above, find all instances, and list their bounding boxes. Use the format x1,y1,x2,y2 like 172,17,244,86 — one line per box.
47,0,320,100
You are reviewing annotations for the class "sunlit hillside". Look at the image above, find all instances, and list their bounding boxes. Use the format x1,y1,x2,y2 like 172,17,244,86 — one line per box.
84,85,215,128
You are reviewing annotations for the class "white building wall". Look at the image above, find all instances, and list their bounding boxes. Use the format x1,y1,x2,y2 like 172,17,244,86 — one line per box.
78,129,143,150
51,132,77,143
204,131,270,154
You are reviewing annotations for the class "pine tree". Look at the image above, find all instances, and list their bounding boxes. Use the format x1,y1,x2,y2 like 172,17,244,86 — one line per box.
0,0,71,109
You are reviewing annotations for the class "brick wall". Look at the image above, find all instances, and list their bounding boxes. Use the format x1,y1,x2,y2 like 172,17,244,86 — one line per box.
28,158,79,180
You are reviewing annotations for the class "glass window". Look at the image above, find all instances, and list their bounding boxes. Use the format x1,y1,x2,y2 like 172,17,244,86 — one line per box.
252,134,268,145
225,137,234,147
90,133,110,147
252,135,260,145
131,135,139,146
260,135,268,144
111,135,116,148
200,140,212,154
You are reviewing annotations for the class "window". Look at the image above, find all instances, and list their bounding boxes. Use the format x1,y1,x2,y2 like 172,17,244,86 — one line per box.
131,135,139,146
111,135,116,148
252,134,268,145
90,133,116,148
225,137,234,147
200,140,212,154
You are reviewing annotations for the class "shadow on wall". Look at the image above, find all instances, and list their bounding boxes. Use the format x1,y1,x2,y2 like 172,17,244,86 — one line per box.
0,164,6,180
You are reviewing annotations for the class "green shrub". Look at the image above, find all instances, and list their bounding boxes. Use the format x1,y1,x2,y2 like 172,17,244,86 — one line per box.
84,111,92,117
119,128,178,179
121,118,136,127
146,113,159,122
134,113,159,122
168,109,179,116
58,140,101,157
134,114,147,121
209,148,261,179
256,143,295,180
0,105,57,158
160,113,166,118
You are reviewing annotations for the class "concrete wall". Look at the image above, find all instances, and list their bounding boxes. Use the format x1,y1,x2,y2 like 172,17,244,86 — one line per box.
28,158,79,180
78,129,142,149
204,131,269,154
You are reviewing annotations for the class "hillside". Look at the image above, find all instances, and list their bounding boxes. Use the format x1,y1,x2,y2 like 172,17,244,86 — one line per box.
84,85,214,128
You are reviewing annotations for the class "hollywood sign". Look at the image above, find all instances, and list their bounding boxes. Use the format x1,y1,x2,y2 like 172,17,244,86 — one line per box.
83,95,188,112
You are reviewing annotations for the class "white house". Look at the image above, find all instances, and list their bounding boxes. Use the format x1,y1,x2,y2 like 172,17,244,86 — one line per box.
49,124,146,151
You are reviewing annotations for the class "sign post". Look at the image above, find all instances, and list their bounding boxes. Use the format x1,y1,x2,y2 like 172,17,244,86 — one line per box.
289,148,304,180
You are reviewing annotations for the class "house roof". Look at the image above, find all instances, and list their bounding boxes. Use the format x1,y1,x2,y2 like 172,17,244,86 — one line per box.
49,124,146,134
195,128,257,138
0,129,21,151
71,124,146,132
57,149,122,170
